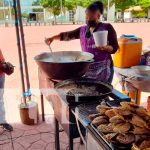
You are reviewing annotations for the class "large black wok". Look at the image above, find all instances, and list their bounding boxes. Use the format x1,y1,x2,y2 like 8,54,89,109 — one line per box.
55,78,113,104
34,51,94,80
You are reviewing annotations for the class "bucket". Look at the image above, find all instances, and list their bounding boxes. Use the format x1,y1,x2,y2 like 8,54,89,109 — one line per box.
19,101,39,125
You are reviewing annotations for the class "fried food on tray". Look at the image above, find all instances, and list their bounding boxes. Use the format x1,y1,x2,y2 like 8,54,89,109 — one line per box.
120,102,139,112
109,115,125,124
131,115,147,128
92,116,108,127
96,105,111,115
97,123,113,134
136,107,150,121
132,143,140,150
133,126,150,135
140,140,150,150
113,122,131,134
116,133,135,145
89,102,150,148
104,133,118,142
113,107,131,116
105,109,116,118
135,135,150,143
88,113,101,121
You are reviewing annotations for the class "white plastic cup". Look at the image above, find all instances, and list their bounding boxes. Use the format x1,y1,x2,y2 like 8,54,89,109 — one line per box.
93,31,108,47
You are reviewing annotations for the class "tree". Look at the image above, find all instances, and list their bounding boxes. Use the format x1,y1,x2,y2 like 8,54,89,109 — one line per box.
138,0,150,11
65,0,77,10
32,0,43,12
111,0,138,20
65,0,108,11
40,0,65,24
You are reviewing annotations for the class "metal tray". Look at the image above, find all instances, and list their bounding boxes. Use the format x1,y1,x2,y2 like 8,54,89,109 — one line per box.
76,102,132,150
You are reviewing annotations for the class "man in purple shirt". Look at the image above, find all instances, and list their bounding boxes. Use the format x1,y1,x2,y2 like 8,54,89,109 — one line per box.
45,1,119,83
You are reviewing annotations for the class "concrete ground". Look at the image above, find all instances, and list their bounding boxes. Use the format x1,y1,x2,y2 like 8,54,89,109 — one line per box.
0,23,150,149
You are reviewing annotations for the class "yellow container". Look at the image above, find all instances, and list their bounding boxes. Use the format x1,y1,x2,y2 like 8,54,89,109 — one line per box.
113,38,142,68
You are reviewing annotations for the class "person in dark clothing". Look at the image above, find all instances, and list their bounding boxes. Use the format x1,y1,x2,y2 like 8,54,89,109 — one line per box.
45,1,119,83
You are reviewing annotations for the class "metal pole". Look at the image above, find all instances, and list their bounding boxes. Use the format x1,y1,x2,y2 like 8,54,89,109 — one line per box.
2,0,5,20
8,0,12,24
107,0,110,22
16,0,31,94
12,0,26,103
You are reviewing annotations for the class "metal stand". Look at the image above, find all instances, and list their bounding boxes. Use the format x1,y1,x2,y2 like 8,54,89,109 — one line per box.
68,136,73,150
40,94,45,121
55,118,60,150
68,108,74,150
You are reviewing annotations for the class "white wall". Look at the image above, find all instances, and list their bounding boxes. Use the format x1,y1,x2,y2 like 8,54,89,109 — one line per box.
148,9,150,18
74,6,86,23
108,4,115,22
124,12,132,19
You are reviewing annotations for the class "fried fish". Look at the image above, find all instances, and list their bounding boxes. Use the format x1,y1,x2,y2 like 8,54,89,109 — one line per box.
97,123,114,133
109,115,125,124
105,109,116,118
136,107,150,121
133,126,150,135
120,102,139,112
92,116,108,127
140,140,150,150
116,133,135,145
104,133,118,142
113,107,131,116
96,105,111,115
113,122,131,134
130,115,147,128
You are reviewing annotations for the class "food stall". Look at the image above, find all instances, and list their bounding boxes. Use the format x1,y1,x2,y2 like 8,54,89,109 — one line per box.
35,50,150,150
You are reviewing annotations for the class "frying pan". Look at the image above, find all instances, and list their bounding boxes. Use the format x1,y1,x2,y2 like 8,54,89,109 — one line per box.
55,78,113,104
34,51,94,80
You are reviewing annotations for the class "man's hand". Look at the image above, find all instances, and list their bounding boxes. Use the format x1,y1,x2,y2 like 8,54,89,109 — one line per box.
1,62,14,75
45,37,54,45
97,45,113,53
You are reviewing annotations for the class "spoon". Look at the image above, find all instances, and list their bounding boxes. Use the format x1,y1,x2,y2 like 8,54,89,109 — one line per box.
48,45,53,53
